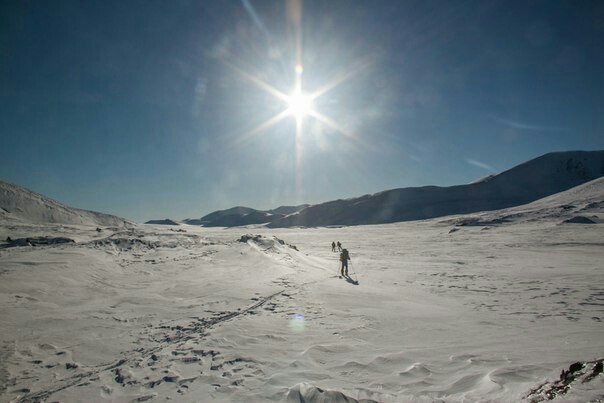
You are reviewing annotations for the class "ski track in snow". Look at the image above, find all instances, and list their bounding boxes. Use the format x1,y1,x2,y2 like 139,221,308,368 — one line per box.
1,184,604,402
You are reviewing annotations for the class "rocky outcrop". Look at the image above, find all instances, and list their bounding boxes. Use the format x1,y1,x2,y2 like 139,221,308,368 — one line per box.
525,358,604,402
144,219,180,225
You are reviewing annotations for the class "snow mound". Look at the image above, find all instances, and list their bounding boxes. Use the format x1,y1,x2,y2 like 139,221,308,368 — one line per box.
286,383,377,403
0,180,131,227
238,234,299,251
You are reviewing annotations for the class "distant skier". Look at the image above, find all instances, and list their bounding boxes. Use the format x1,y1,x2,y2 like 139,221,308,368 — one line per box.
331,241,336,252
337,241,342,252
340,248,350,276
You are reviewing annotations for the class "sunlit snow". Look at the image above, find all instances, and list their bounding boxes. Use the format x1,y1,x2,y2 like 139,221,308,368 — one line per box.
1,178,603,401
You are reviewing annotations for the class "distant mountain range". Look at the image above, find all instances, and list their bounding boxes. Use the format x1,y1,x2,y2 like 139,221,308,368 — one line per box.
3,150,603,228
0,180,131,227
175,150,604,228
181,205,310,227
144,219,180,226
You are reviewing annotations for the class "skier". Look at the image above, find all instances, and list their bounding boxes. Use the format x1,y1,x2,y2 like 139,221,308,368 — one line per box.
340,248,351,276
337,241,342,252
331,241,336,252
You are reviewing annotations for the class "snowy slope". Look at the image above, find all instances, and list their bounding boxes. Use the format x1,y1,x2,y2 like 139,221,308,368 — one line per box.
0,180,131,227
1,178,602,402
269,150,604,227
442,176,604,227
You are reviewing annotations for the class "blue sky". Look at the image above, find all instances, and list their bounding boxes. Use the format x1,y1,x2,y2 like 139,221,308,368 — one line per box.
1,0,602,222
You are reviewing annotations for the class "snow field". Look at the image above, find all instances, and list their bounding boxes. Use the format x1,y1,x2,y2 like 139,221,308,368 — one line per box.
1,179,603,402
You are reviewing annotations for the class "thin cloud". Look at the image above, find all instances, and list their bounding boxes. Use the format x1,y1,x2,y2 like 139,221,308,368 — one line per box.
489,115,567,132
466,158,495,171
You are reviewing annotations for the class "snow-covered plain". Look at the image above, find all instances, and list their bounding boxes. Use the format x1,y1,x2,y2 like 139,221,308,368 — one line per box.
1,180,603,402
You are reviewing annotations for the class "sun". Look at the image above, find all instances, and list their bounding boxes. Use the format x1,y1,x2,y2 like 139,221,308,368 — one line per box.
286,89,313,120
223,47,370,144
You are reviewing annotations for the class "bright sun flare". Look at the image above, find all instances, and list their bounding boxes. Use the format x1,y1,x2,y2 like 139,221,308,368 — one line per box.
286,89,313,119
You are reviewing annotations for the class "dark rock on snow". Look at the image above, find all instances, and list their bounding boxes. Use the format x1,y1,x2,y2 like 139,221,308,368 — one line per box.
144,219,180,225
525,358,604,402
563,215,596,224
1,236,75,249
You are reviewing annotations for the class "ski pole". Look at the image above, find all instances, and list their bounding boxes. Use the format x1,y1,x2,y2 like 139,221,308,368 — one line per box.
350,261,358,282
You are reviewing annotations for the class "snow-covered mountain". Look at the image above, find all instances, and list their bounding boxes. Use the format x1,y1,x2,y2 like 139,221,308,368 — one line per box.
183,204,309,227
0,180,131,227
269,150,604,227
184,206,257,226
443,176,604,227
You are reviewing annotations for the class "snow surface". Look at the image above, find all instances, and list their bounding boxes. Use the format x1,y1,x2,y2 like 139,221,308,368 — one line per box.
1,179,603,402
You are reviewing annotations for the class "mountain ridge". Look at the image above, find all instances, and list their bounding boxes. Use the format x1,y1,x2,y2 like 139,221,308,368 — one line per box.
181,150,603,228
268,151,604,228
3,150,603,228
0,180,131,227
268,150,604,227
181,204,310,227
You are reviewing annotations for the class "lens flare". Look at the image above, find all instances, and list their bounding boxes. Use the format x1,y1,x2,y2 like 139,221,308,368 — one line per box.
222,0,374,172
289,312,305,332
